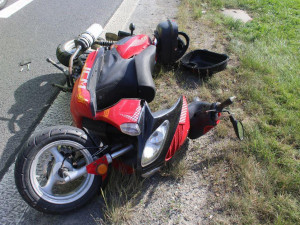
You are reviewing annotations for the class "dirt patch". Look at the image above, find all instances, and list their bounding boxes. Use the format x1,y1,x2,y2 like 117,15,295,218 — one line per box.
222,9,252,23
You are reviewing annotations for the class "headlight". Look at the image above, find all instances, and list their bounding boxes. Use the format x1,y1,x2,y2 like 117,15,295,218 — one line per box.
141,120,169,167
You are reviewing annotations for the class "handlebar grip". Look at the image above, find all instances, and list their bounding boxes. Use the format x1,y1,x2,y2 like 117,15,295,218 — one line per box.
216,96,236,111
85,23,103,40
77,23,103,50
118,31,131,39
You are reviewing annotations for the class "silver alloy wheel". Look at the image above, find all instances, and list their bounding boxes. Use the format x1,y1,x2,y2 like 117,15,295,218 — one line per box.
64,40,77,55
29,140,95,204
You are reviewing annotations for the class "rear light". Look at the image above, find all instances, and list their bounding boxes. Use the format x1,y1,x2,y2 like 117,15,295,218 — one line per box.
120,123,141,136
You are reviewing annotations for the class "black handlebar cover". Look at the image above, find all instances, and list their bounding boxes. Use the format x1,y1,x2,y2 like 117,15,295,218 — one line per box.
188,100,218,139
118,31,131,39
216,96,236,111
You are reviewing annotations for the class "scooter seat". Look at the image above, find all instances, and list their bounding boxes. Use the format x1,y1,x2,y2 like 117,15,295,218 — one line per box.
87,45,156,111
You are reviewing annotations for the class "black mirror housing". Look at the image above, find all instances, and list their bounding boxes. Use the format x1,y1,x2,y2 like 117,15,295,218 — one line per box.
229,115,244,140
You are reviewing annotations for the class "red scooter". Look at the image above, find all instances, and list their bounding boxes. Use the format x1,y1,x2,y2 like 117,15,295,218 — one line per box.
14,21,244,214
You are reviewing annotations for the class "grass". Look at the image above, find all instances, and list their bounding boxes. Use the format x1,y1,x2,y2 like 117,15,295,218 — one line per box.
98,170,143,225
98,0,299,223
177,0,300,224
160,141,189,180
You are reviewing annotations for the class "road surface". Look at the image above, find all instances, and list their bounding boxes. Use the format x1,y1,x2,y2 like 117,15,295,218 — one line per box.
0,0,123,224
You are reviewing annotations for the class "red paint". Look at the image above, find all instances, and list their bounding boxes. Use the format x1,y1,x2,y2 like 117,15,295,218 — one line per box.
113,35,151,59
70,51,96,127
165,96,190,161
203,125,214,134
203,113,220,134
93,99,141,130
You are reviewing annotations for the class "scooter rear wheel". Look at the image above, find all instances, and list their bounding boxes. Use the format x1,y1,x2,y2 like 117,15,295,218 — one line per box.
56,40,78,67
14,126,102,214
56,39,101,67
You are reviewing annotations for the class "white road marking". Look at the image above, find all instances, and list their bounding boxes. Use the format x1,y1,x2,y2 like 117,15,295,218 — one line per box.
0,0,34,19
100,0,140,38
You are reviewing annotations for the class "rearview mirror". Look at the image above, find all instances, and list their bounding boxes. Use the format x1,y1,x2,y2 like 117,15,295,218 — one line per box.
229,115,244,140
105,32,119,41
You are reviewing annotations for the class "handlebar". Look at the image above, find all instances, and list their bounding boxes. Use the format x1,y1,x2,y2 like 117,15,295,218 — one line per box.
76,23,103,50
68,24,103,77
216,96,236,112
69,45,82,77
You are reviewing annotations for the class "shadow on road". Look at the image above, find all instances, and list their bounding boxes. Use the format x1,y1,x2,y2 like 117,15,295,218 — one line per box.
0,73,64,179
0,73,106,224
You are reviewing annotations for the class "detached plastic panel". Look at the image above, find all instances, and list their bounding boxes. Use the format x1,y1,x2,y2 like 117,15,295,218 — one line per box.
180,50,229,75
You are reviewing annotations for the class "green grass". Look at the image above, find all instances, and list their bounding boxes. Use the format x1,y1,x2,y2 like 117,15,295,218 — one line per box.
179,0,300,224
99,170,143,224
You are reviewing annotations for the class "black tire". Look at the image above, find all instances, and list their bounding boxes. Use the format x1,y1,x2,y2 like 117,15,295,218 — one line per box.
56,39,100,67
0,0,7,10
14,125,103,214
56,40,77,67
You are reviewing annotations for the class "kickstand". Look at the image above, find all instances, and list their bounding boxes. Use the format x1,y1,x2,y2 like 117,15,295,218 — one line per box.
51,83,73,92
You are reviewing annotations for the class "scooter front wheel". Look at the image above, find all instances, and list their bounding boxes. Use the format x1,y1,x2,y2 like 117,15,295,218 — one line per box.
14,126,102,214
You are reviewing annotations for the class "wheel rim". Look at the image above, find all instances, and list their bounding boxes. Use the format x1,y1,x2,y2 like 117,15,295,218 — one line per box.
29,140,95,204
64,40,77,54
64,40,94,54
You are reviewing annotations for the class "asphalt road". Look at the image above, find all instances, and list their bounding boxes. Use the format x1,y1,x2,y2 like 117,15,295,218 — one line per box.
0,0,123,181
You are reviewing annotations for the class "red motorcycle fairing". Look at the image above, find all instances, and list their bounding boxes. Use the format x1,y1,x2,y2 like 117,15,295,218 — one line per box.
70,50,97,126
165,96,190,160
112,34,151,59
70,49,142,130
86,96,190,178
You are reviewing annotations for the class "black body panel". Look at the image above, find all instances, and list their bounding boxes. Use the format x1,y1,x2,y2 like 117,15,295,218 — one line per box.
135,45,156,102
180,49,229,76
136,97,183,175
188,100,218,139
87,46,156,111
95,48,137,109
87,48,105,116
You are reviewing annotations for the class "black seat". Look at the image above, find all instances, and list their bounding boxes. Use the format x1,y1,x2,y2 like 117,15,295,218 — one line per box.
86,45,156,113
135,45,156,102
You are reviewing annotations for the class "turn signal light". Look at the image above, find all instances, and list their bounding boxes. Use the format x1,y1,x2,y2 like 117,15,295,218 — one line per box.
120,123,141,136
96,164,108,175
